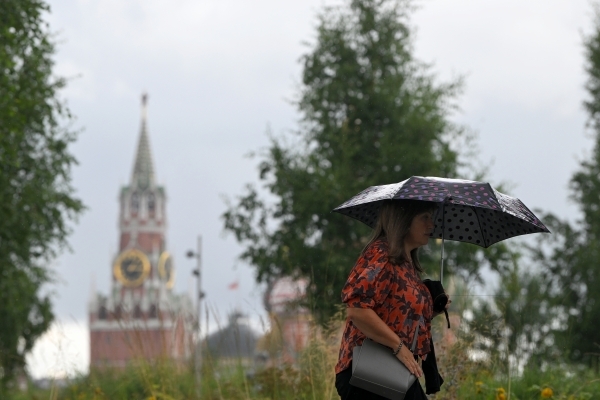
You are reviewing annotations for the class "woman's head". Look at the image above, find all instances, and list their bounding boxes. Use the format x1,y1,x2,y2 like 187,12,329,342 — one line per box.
365,199,438,271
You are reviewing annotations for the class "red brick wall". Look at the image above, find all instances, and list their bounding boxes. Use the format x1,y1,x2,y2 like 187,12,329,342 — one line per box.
89,316,192,368
118,232,163,253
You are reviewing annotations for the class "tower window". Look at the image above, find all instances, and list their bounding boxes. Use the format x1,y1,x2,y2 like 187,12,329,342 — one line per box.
98,306,107,320
131,192,139,213
149,304,158,319
147,193,155,213
134,304,143,319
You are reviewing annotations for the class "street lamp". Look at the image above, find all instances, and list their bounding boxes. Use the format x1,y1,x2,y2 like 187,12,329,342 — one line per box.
186,235,205,398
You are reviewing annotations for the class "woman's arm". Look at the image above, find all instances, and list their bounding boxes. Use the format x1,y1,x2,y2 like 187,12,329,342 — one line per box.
347,307,423,378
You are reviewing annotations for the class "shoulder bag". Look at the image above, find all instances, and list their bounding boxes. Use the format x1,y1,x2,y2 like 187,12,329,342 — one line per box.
349,317,421,400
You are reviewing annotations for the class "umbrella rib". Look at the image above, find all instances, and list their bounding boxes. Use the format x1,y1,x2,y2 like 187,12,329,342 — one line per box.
474,207,488,248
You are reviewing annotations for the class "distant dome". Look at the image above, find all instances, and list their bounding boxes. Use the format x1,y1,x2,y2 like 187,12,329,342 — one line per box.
267,277,308,314
204,311,259,359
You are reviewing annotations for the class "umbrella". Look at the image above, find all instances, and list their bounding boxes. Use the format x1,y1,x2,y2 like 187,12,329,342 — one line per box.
332,176,550,281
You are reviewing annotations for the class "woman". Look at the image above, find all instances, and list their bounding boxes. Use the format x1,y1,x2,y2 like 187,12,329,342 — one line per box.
334,199,450,400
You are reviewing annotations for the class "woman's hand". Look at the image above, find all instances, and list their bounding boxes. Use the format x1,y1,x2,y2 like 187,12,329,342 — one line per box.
395,344,423,378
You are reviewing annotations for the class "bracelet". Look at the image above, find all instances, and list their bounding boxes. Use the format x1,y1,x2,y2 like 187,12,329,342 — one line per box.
392,340,403,356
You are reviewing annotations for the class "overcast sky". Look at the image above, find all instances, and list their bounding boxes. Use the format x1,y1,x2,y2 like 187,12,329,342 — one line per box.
26,0,596,378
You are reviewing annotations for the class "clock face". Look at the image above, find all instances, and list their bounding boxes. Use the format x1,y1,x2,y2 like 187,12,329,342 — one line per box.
158,251,174,289
113,249,150,287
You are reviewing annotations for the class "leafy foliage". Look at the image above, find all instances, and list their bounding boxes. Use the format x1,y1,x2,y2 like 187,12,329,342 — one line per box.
222,0,509,327
515,8,600,366
469,248,560,371
0,0,84,389
560,8,600,362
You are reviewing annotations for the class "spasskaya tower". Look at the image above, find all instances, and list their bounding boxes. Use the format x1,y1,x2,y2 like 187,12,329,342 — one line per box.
89,94,193,369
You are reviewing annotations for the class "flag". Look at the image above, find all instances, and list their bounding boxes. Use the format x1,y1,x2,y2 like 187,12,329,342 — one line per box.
228,280,239,290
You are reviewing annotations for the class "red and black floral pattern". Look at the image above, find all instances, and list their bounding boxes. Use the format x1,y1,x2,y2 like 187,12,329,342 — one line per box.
334,239,433,375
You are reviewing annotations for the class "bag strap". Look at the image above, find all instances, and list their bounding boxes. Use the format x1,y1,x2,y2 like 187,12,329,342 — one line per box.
410,315,423,353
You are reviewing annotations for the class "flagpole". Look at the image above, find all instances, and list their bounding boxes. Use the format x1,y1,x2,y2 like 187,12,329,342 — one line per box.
187,235,203,398
236,272,241,311
196,235,203,393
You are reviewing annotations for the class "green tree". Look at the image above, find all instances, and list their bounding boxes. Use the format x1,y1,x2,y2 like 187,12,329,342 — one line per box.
223,0,507,327
554,6,600,365
0,0,84,389
524,214,581,364
553,6,600,362
469,251,559,372
521,8,600,367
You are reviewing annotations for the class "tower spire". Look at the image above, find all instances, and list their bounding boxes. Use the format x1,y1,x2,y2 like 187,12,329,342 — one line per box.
131,92,155,189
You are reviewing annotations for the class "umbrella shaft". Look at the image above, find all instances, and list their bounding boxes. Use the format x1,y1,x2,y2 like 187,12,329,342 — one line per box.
440,201,446,283
440,237,444,283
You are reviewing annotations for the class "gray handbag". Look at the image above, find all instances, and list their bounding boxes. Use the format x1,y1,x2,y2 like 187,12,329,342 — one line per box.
349,317,421,400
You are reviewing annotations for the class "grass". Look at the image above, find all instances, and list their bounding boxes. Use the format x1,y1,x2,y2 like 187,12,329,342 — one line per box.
11,306,600,400
450,368,600,400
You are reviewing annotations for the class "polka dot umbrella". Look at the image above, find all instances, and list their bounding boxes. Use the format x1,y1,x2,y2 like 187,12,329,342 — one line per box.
332,176,550,280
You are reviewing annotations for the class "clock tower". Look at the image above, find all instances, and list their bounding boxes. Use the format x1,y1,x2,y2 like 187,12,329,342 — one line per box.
89,95,193,369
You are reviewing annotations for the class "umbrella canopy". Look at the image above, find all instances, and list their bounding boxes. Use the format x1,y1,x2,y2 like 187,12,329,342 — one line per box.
333,176,549,248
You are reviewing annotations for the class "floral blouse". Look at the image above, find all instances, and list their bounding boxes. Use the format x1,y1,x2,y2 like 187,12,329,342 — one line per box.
334,238,433,375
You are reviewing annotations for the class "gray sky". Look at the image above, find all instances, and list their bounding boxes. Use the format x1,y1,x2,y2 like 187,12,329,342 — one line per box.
28,0,595,378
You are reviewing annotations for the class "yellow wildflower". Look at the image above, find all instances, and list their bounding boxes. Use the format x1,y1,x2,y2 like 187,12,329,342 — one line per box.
541,387,553,398
496,387,506,400
475,381,484,394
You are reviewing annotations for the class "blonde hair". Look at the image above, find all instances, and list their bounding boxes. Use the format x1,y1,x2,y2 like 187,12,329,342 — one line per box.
363,199,437,273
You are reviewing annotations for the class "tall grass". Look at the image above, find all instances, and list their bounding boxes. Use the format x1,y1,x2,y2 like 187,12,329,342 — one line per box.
13,304,600,399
